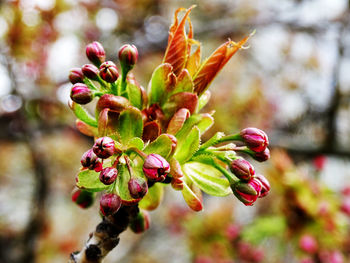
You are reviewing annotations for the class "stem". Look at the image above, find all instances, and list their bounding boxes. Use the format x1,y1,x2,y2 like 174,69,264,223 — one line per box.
68,205,139,263
126,147,147,160
120,69,128,98
214,133,242,144
84,78,98,91
212,161,238,185
111,82,118,95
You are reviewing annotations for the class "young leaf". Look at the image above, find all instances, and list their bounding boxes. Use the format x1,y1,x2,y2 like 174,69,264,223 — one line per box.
196,113,214,135
193,35,251,96
148,63,176,106
143,134,173,158
142,121,161,142
76,120,98,137
197,90,211,112
174,126,200,164
162,92,198,118
139,183,164,211
186,44,201,76
126,137,144,150
175,113,212,142
117,107,143,143
98,108,120,138
170,69,194,95
166,108,190,135
115,165,141,205
69,102,97,127
163,6,195,76
76,169,109,192
126,75,143,109
182,180,203,212
183,162,232,196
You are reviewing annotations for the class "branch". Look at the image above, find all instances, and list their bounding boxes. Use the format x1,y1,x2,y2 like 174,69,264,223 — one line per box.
69,205,139,263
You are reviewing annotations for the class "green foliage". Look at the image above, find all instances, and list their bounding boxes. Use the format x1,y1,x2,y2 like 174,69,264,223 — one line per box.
143,134,174,158
117,107,143,143
76,170,109,192
70,102,98,127
139,183,164,210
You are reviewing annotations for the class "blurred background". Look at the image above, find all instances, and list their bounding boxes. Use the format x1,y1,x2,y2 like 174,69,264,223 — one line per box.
1,0,350,262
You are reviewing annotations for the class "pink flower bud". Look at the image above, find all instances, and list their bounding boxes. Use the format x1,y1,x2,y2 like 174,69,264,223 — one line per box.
72,189,94,208
82,64,99,80
299,234,318,254
100,193,121,216
240,127,269,153
69,68,84,84
128,177,148,199
86,41,106,66
70,83,93,104
231,178,262,206
129,210,150,233
118,44,138,69
255,174,270,198
230,158,255,181
99,167,118,185
225,224,241,241
93,137,115,159
143,154,170,182
81,149,102,171
252,148,270,162
99,61,119,83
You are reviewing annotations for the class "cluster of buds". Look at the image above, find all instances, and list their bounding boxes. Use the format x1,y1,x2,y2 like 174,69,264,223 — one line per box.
69,7,271,244
69,42,138,105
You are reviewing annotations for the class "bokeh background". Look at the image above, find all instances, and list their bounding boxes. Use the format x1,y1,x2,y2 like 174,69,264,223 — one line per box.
1,0,350,262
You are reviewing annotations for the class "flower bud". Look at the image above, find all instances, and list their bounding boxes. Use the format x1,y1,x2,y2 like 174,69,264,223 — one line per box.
252,148,270,162
81,149,103,171
299,234,318,254
118,44,138,70
100,193,121,216
99,61,119,83
70,83,93,104
143,154,170,182
231,178,262,206
129,210,150,233
230,158,255,181
69,68,84,84
255,174,270,198
93,137,115,159
240,127,269,153
82,64,99,80
99,167,118,185
86,41,106,66
128,177,148,199
340,198,350,216
72,189,94,208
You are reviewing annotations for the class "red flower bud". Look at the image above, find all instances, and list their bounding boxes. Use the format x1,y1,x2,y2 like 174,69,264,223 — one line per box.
129,210,150,233
118,44,138,69
231,178,262,206
81,149,103,171
70,83,93,104
143,154,170,182
255,174,270,198
99,167,118,185
252,148,270,162
299,234,318,254
69,68,84,84
128,177,148,199
72,189,94,208
93,137,115,159
100,193,121,216
86,41,106,66
230,158,255,181
99,61,119,83
82,64,99,80
240,127,269,152
340,198,350,216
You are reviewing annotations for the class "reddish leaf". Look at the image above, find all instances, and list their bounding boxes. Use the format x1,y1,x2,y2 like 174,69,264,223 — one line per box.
142,121,161,142
186,44,201,77
76,120,97,137
166,108,190,135
163,6,195,76
193,35,251,96
182,180,203,212
163,92,198,118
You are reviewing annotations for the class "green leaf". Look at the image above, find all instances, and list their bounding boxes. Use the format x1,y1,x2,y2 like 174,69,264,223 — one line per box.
118,107,143,143
170,69,193,95
174,126,200,164
139,183,164,211
175,113,211,142
115,165,141,205
143,134,173,158
127,81,143,109
148,63,175,106
76,169,109,192
197,90,211,112
196,113,214,135
183,162,231,196
69,102,97,127
182,180,203,212
126,137,144,150
199,132,225,150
